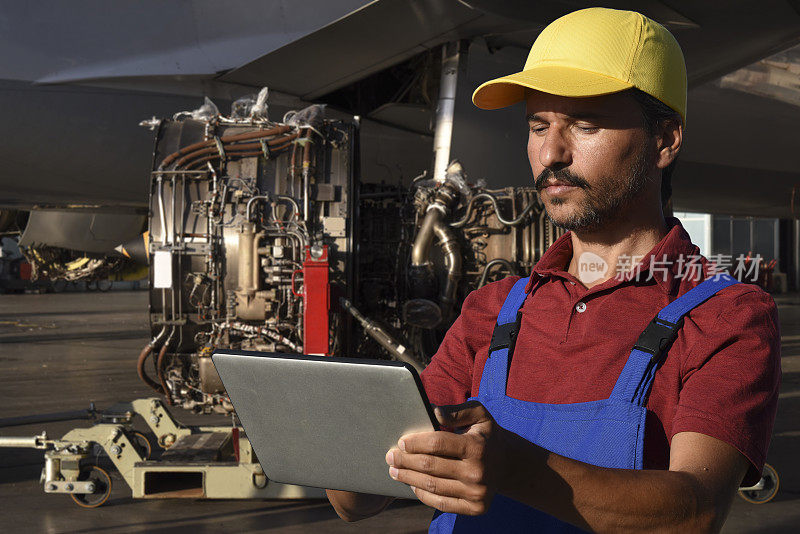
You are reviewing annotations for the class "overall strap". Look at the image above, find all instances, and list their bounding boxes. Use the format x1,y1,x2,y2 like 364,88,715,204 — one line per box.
610,273,740,406
479,277,530,398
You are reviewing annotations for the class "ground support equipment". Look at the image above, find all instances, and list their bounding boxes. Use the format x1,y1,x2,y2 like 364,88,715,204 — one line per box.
0,397,324,507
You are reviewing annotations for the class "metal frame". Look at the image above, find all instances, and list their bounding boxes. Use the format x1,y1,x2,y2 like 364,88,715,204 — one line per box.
0,397,324,507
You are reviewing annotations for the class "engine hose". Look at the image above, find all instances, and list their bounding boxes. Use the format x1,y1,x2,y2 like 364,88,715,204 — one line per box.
158,125,292,169
185,141,294,170
450,193,536,228
137,327,167,393
137,343,165,394
477,258,518,288
175,133,297,167
156,336,174,405
174,133,298,169
224,322,300,352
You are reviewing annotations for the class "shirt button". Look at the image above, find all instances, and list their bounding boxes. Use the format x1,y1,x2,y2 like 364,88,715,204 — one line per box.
569,281,576,286
575,301,587,313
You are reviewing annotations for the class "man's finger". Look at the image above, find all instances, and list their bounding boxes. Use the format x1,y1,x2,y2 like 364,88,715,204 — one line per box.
386,448,463,479
410,485,489,516
398,430,469,458
390,466,478,501
434,400,490,429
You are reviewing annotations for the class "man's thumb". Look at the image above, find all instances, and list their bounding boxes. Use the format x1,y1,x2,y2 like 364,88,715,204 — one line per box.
434,400,489,429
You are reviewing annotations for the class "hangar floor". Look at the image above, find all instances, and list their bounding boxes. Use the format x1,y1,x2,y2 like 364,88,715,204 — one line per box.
0,290,797,533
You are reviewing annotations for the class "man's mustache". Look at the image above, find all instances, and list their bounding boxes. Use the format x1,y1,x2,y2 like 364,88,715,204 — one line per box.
535,168,591,191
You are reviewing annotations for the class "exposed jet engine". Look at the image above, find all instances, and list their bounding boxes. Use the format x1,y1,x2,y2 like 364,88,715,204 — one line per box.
141,99,563,413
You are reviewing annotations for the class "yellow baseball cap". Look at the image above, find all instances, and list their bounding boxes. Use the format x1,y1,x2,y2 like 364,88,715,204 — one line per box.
472,7,687,124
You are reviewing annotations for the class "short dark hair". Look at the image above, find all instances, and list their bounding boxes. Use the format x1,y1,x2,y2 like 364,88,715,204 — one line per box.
626,88,682,207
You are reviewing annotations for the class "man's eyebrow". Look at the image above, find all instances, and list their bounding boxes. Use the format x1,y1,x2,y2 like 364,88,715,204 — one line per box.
570,111,609,121
525,111,609,123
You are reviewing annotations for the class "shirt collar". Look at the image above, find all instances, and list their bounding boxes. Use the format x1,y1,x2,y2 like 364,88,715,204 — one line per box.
525,217,700,295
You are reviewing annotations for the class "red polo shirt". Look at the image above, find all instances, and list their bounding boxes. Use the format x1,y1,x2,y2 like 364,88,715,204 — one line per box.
421,217,780,485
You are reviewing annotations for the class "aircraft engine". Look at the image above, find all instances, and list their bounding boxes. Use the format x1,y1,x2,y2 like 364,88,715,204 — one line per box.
141,99,562,414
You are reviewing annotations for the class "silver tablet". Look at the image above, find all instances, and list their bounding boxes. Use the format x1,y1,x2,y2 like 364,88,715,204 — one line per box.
211,350,438,498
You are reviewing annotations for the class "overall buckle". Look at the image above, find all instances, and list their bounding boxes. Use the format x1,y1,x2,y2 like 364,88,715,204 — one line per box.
633,316,684,359
489,322,517,353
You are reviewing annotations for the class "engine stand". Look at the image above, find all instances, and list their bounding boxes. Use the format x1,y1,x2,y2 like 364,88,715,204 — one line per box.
0,397,325,507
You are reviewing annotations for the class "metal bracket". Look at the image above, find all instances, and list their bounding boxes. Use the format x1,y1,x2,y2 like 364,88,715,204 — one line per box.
213,136,226,161
149,242,211,256
259,138,271,160
44,480,96,494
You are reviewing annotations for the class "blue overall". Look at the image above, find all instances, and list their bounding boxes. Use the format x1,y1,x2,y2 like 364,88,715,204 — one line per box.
429,273,739,533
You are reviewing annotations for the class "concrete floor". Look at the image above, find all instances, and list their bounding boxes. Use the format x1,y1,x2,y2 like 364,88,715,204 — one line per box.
0,289,798,533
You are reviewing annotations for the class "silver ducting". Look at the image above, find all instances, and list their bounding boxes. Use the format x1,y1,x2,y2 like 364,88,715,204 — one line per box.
432,219,462,313
431,41,463,183
407,179,462,328
341,298,423,374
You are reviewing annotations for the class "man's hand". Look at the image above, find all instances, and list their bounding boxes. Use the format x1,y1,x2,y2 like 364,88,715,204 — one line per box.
385,400,510,515
385,401,750,532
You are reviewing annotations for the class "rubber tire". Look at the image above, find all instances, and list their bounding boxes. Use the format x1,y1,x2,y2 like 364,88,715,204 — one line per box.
51,280,67,293
130,431,153,460
70,465,112,508
97,279,112,292
739,463,779,504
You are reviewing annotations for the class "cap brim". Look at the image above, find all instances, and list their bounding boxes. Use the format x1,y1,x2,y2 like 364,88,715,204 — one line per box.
472,65,633,110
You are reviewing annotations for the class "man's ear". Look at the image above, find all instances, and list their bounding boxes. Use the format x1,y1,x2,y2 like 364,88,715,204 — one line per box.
655,118,682,170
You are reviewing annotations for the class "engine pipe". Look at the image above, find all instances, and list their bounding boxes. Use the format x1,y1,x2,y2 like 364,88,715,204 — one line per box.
432,219,462,314
137,327,167,394
245,195,270,222
174,133,297,169
450,193,536,228
156,327,176,404
252,231,265,292
340,298,423,374
409,182,462,323
477,258,518,289
222,322,299,352
410,205,445,267
432,42,463,183
185,139,294,170
237,223,256,295
158,125,292,169
301,129,312,223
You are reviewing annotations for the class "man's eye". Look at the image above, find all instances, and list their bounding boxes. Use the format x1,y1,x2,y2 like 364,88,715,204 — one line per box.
576,125,599,133
529,125,548,134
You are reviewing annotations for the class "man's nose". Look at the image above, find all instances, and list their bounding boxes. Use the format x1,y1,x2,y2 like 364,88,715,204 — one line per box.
537,128,572,169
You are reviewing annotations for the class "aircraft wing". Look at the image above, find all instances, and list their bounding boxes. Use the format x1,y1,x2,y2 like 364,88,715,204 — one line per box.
1,0,799,255
219,0,800,98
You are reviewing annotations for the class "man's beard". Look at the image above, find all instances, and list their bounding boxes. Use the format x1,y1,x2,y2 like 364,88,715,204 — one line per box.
534,146,653,232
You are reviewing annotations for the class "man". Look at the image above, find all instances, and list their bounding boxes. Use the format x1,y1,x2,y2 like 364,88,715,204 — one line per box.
328,7,780,532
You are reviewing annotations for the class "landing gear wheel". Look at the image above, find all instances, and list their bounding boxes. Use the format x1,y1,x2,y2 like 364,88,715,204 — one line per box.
130,431,153,460
70,465,112,508
739,463,779,504
97,279,112,292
